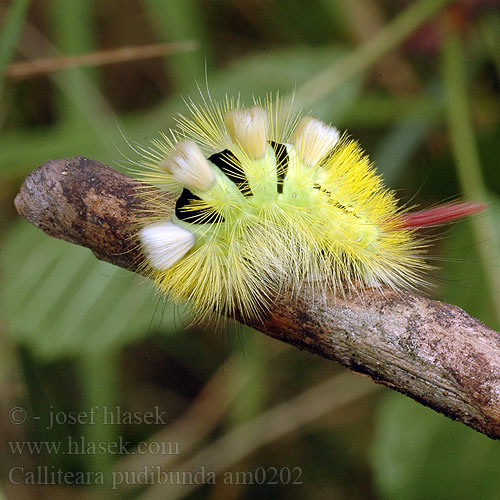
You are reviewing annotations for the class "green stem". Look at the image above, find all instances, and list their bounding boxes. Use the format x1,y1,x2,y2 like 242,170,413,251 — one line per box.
442,22,500,326
144,0,207,89
229,330,266,426
50,0,97,128
49,0,113,142
0,0,32,99
77,349,119,481
293,0,453,108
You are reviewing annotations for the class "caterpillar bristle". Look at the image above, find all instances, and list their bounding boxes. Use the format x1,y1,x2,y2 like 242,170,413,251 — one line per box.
132,94,484,323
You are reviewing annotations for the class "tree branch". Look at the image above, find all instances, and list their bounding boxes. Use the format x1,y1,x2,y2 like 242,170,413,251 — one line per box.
14,156,500,439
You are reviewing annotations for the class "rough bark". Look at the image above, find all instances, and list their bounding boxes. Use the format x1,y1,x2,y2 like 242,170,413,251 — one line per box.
14,156,500,439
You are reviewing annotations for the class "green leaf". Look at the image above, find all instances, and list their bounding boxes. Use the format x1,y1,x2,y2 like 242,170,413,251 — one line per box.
373,82,442,185
371,392,500,500
178,45,363,123
374,119,434,186
1,221,185,360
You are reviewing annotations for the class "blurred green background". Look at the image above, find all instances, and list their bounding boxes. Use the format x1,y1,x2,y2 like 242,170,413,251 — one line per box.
1,0,500,498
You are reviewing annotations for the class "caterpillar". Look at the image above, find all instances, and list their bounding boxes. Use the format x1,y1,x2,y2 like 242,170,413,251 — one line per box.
134,95,484,323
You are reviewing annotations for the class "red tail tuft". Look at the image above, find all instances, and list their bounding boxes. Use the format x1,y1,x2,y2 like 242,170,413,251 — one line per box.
397,201,486,229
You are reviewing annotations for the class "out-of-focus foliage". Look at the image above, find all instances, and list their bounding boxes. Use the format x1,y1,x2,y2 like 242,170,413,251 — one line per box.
1,0,500,499
1,221,179,359
372,392,500,500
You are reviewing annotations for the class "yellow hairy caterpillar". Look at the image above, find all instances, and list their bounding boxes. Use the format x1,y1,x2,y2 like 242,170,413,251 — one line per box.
134,95,483,322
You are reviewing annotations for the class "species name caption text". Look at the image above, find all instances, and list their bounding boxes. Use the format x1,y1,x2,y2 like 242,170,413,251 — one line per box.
8,405,168,429
8,465,304,489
